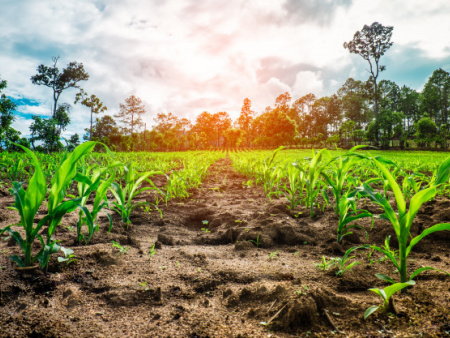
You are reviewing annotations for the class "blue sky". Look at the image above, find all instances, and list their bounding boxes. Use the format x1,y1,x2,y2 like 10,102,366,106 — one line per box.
1,0,450,139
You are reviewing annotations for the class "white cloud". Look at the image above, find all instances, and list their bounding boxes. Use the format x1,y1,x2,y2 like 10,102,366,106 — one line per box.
292,71,324,98
1,0,450,137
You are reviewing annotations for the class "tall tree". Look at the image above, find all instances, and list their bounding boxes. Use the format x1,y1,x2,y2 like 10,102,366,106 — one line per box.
399,85,420,133
115,95,146,137
421,68,450,129
337,78,371,128
344,22,394,142
235,98,254,146
91,115,121,147
31,56,89,118
29,116,61,152
74,89,107,140
292,93,316,138
213,112,232,147
0,76,17,150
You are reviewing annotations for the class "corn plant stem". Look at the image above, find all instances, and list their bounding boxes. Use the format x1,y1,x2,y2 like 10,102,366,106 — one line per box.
25,242,32,267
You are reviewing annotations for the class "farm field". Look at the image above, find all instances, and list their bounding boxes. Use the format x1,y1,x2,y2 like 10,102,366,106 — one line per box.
0,147,449,337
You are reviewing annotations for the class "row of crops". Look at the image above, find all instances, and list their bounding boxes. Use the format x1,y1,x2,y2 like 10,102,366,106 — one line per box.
229,146,450,318
1,143,449,319
0,142,224,269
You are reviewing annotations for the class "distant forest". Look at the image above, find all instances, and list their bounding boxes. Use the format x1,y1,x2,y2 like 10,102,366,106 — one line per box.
1,23,450,152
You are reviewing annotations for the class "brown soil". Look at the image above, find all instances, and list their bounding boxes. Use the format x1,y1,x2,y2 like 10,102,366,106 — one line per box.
0,157,449,337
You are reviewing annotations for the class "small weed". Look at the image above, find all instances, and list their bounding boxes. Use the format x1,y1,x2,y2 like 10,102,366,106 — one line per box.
57,247,78,265
148,244,156,260
295,285,309,296
249,233,261,248
269,250,280,260
314,256,338,271
111,241,129,255
139,281,150,291
201,228,211,233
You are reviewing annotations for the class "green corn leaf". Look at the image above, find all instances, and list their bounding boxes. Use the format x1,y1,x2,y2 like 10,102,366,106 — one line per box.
364,305,379,319
93,172,116,212
375,273,396,284
383,280,415,299
106,213,113,233
370,245,400,271
49,141,97,213
404,186,437,230
9,255,25,267
407,223,450,256
110,182,125,206
410,266,441,280
340,212,372,228
368,287,386,301
434,155,450,185
12,144,46,233
5,228,25,251
372,157,406,217
74,172,93,187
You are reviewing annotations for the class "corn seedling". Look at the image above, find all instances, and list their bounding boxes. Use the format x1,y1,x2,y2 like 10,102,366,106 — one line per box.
321,145,367,214
249,233,261,248
74,163,115,244
336,191,373,244
364,280,415,319
269,250,280,260
111,241,129,254
357,155,450,284
3,142,98,268
109,162,162,225
148,244,156,260
335,247,361,276
304,148,329,217
57,247,78,265
314,256,338,271
280,162,305,210
139,281,150,291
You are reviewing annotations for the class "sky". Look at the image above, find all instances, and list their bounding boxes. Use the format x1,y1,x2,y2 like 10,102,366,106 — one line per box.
1,0,450,139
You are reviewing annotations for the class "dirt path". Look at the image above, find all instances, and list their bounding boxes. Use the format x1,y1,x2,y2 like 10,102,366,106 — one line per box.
0,157,449,337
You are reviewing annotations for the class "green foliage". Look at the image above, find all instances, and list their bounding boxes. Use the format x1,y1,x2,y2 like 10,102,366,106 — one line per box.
336,191,372,244
357,155,450,283
4,142,97,268
74,162,115,244
111,241,129,254
109,162,162,225
304,148,329,217
280,162,305,210
364,280,415,319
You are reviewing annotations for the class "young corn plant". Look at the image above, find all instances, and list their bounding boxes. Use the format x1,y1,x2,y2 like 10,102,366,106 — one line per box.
336,191,373,244
280,162,305,210
109,162,162,225
256,146,284,196
357,155,450,284
364,280,415,319
321,145,367,214
335,246,361,276
3,142,98,268
74,165,116,244
304,148,329,218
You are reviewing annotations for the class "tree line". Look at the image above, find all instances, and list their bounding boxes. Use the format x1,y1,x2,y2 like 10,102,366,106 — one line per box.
1,23,450,152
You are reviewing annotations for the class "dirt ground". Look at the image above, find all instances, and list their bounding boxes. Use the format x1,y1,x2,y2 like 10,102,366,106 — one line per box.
0,157,449,337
